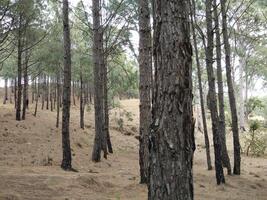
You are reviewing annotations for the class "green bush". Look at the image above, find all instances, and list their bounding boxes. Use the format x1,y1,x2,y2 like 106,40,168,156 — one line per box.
243,120,267,156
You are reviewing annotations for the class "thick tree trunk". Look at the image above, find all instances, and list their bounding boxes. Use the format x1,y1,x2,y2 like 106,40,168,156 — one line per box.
220,0,241,175
92,0,107,162
61,0,72,170
190,0,212,171
138,0,152,184
213,0,231,175
205,0,225,185
148,1,195,199
3,78,8,104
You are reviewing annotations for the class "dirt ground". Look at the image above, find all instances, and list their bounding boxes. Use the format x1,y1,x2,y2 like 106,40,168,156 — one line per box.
0,99,266,200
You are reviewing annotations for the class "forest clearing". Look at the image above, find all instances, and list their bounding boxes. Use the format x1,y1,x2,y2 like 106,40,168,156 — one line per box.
0,99,266,200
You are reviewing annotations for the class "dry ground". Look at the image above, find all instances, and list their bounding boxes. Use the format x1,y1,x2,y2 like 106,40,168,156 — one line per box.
0,99,266,200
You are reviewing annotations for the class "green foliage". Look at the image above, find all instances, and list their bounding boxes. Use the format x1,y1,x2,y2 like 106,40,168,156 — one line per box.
243,120,267,156
245,97,265,117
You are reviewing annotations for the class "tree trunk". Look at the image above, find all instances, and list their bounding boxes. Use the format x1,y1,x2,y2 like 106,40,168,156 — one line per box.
3,78,8,104
80,64,84,129
205,0,225,185
148,1,195,199
138,0,152,184
14,77,17,108
103,61,113,153
22,50,29,120
50,78,53,112
56,72,60,128
46,76,49,110
16,16,22,121
41,75,45,110
239,57,245,131
213,0,231,175
32,79,36,103
34,76,39,117
92,0,108,162
190,0,212,171
61,0,72,170
72,81,76,106
10,79,13,104
220,0,241,175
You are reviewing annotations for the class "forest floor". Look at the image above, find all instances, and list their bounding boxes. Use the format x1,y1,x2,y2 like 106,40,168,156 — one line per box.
0,99,266,200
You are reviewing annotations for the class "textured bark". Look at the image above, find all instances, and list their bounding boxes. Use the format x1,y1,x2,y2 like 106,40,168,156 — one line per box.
205,0,225,185
220,0,241,175
16,16,22,121
148,1,194,199
213,0,231,175
61,0,72,170
92,0,107,162
138,0,152,184
3,78,8,104
190,0,212,171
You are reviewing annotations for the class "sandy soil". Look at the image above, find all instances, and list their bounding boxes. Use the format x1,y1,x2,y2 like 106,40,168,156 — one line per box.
0,99,266,200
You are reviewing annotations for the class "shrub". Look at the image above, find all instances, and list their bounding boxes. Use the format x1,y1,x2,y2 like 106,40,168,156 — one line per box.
243,120,267,156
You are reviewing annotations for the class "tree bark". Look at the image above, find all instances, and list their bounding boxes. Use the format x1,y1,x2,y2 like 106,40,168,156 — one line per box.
213,0,231,175
190,0,212,171
138,0,152,184
80,64,84,129
10,79,13,104
46,76,49,110
34,76,39,117
16,16,22,121
14,77,17,108
103,61,113,153
148,1,195,199
92,0,108,162
56,72,60,128
61,0,72,170
205,0,225,185
220,0,241,175
22,50,29,120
